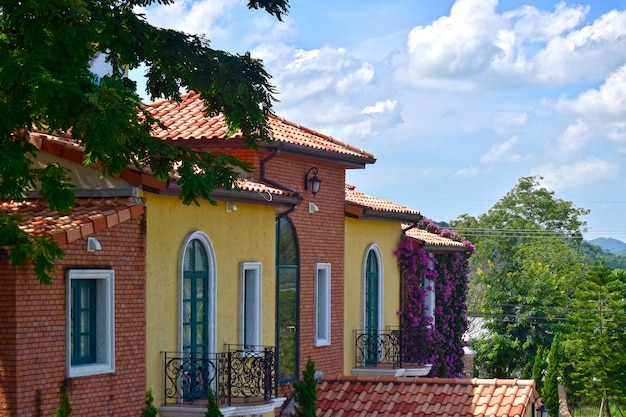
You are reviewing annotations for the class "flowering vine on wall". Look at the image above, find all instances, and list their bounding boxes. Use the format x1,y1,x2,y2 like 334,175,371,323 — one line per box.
394,218,474,378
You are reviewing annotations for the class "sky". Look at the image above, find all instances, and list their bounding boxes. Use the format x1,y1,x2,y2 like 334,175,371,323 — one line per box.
132,0,626,241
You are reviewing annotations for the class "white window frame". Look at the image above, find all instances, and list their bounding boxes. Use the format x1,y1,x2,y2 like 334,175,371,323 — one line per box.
66,269,115,378
315,263,331,346
423,276,435,327
239,262,262,348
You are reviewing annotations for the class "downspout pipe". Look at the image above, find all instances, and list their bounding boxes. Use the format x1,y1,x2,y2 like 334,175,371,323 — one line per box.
261,148,300,219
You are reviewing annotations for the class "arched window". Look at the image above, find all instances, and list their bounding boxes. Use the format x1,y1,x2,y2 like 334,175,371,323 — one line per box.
276,217,299,382
179,232,217,358
363,245,383,365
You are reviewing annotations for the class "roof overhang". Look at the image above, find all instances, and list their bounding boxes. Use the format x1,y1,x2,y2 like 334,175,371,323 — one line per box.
345,202,423,222
260,142,376,169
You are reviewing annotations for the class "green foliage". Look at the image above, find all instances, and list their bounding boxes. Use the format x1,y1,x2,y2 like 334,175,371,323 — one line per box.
0,0,290,282
141,387,158,417
205,390,224,417
55,387,72,417
456,176,589,378
563,265,626,408
531,345,545,393
542,334,561,414
292,358,317,417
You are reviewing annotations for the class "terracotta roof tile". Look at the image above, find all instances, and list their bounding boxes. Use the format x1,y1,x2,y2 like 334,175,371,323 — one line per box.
405,227,469,250
317,376,538,417
345,184,420,216
1,198,144,245
147,91,374,160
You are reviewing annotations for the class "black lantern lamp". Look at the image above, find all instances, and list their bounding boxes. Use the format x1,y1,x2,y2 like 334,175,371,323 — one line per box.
304,167,322,196
536,404,549,417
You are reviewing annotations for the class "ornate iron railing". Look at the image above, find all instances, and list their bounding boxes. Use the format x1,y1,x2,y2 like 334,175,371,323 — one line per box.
354,329,400,368
354,327,429,368
163,345,277,407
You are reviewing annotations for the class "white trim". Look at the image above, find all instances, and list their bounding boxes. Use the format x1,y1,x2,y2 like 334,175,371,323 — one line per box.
178,231,217,356
239,262,262,347
314,263,331,346
66,269,115,378
361,244,384,332
159,397,287,417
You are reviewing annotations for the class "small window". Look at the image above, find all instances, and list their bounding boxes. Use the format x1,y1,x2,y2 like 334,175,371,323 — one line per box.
67,269,115,378
240,262,262,348
315,263,331,346
422,276,435,326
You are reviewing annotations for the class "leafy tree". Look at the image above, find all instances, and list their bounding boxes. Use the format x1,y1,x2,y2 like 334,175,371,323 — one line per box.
531,345,545,393
563,266,626,416
542,333,560,415
292,358,317,417
205,390,224,417
453,176,589,377
0,0,290,283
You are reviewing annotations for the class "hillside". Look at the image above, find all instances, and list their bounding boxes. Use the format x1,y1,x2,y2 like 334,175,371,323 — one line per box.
588,237,626,256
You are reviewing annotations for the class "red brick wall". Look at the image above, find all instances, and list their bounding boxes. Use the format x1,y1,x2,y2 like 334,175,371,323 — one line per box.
261,151,346,378
0,217,146,417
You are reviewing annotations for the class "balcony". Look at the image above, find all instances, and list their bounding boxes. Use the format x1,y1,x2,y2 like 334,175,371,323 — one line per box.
352,327,432,377
159,345,286,417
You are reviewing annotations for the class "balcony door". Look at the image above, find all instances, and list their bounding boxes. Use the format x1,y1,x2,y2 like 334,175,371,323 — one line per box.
179,232,217,400
364,246,383,365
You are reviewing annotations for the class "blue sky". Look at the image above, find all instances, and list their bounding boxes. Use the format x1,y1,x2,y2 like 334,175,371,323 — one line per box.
133,0,626,241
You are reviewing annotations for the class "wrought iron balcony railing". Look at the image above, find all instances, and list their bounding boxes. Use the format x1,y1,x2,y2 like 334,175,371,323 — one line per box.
354,327,429,369
163,344,277,407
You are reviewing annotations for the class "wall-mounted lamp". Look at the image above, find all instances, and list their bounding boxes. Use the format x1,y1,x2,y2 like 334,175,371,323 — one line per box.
87,237,102,252
304,167,322,196
536,405,549,417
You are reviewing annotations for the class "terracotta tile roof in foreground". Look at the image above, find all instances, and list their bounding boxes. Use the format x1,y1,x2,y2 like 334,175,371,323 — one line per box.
317,375,538,417
1,198,144,245
345,184,420,217
405,227,469,251
147,91,374,160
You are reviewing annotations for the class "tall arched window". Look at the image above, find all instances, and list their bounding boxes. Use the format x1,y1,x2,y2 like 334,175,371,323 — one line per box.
276,217,299,382
179,232,217,359
363,245,383,365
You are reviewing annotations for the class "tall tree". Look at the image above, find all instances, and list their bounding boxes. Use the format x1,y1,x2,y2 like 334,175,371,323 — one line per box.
0,0,289,282
563,266,626,416
452,176,589,377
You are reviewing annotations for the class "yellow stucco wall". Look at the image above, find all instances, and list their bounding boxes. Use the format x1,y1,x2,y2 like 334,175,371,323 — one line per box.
343,217,403,375
144,193,277,403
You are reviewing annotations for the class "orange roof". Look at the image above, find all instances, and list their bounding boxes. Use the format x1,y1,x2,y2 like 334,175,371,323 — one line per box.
146,91,375,161
345,184,421,220
0,198,144,245
405,227,469,251
317,375,539,417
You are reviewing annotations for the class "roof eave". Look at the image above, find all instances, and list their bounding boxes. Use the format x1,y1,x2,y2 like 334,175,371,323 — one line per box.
260,142,376,169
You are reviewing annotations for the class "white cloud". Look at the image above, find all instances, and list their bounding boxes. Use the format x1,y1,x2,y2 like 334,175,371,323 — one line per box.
336,63,375,93
491,111,528,134
405,0,502,84
480,136,520,163
140,0,236,35
536,157,617,190
557,118,589,154
557,65,626,116
454,166,480,178
401,1,626,88
361,100,397,115
285,47,351,74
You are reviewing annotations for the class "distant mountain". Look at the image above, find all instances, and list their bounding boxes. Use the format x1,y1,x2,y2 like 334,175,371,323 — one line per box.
588,238,626,256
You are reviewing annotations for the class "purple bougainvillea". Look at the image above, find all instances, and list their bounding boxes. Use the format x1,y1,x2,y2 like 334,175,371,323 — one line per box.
394,220,473,378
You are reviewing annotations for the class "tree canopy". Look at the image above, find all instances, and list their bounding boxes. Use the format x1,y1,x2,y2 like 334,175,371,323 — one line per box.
0,0,289,282
452,176,590,377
